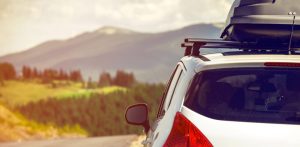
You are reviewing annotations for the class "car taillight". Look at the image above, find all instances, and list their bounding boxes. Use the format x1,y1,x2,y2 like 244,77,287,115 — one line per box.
264,62,300,67
163,112,213,147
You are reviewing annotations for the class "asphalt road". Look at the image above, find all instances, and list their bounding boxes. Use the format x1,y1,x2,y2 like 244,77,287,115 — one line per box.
0,135,137,147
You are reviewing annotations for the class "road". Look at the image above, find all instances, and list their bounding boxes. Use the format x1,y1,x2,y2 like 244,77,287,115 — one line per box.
0,135,138,147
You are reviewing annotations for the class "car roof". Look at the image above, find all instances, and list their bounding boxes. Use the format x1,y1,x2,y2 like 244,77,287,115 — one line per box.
180,52,300,73
203,53,300,63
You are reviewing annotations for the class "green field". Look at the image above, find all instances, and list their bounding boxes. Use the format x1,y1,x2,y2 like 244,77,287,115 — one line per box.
0,80,126,107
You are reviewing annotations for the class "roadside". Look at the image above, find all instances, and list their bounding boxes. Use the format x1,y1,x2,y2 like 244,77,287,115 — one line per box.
130,135,145,147
0,135,137,147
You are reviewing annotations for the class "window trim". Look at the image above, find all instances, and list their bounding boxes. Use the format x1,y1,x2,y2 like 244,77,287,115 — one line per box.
157,62,186,118
167,70,183,109
157,65,179,118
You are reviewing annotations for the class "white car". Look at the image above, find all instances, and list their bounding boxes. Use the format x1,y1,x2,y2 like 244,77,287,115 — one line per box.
125,38,300,147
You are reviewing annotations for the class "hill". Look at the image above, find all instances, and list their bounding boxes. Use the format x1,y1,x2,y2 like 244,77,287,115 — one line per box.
0,79,165,137
0,24,222,82
0,79,139,139
0,103,87,142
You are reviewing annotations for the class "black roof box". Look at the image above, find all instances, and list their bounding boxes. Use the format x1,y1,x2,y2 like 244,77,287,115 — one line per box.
221,0,300,43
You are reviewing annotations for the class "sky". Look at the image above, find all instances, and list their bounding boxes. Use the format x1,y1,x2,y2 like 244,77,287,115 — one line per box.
0,0,234,56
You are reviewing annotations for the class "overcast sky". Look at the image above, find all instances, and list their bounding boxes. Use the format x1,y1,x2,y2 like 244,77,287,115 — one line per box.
0,0,234,56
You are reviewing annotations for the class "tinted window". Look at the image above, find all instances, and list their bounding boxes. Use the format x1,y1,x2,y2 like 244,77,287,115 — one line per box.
185,68,300,124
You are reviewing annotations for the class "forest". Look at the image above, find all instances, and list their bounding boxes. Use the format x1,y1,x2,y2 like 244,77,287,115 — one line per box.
0,62,165,140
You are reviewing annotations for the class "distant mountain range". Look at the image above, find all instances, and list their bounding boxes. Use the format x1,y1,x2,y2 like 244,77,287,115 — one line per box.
0,23,223,82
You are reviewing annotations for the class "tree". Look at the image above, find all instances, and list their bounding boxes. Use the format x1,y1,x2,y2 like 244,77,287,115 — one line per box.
113,70,136,87
0,72,4,86
32,67,39,78
87,77,94,89
98,72,112,87
0,62,16,80
70,70,83,82
42,69,51,83
58,69,69,80
22,66,32,79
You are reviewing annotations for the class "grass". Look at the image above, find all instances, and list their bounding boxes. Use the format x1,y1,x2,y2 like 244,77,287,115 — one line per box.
56,86,127,99
0,80,126,107
0,103,88,142
98,86,127,94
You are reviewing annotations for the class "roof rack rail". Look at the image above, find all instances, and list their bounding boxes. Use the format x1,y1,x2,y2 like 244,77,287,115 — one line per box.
181,38,300,56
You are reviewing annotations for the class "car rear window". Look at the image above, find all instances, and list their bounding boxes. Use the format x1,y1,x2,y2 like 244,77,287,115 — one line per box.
184,68,300,125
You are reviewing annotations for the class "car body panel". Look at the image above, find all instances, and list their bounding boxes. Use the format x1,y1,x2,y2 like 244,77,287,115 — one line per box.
181,106,300,147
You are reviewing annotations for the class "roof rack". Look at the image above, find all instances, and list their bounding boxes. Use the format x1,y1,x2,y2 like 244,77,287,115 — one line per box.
181,38,300,56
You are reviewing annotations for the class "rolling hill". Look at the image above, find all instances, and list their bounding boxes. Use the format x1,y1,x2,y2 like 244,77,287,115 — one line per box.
0,23,222,82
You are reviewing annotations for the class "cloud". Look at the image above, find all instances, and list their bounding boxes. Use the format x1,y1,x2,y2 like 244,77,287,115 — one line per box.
91,0,234,31
0,0,234,56
0,0,234,31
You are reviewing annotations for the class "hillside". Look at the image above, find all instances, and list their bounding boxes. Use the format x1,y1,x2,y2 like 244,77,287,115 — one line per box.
0,24,222,82
0,103,87,142
0,78,165,137
0,79,155,139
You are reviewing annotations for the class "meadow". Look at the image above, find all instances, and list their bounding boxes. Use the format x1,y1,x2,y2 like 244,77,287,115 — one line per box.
0,80,126,107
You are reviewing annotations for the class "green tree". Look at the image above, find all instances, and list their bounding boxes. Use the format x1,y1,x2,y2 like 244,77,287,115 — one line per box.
70,70,83,82
59,69,69,80
0,62,16,80
98,72,112,87
113,70,136,87
32,67,39,78
22,66,30,79
86,77,95,89
0,72,4,86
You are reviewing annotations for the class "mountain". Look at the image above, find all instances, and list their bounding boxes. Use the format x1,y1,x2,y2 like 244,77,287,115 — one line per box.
0,24,222,82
